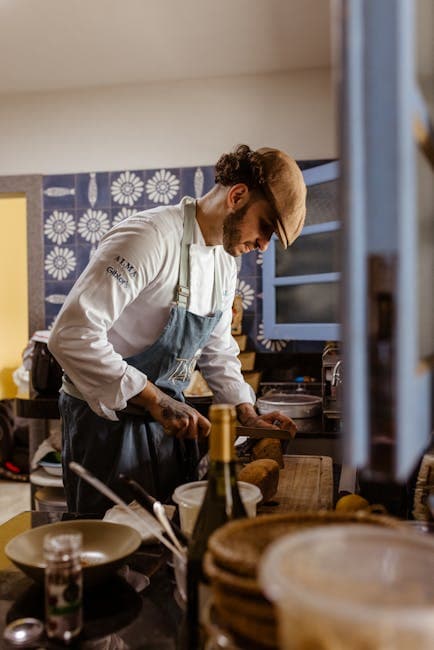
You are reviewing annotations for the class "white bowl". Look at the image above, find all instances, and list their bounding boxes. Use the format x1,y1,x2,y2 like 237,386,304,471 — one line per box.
172,480,261,536
39,461,63,476
5,519,142,586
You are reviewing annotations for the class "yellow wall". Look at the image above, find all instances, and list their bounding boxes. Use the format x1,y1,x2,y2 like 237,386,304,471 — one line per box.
0,195,28,399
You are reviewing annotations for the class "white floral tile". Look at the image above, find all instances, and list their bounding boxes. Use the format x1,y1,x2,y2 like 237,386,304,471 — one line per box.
77,208,111,244
110,170,145,208
44,209,76,246
236,278,256,311
112,206,137,226
144,167,181,207
44,245,77,282
256,321,288,353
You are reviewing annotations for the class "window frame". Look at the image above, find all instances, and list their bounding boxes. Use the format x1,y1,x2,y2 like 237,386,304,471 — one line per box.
263,160,341,341
337,0,433,479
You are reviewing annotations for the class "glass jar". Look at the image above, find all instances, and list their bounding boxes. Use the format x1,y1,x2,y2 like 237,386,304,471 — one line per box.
43,532,83,643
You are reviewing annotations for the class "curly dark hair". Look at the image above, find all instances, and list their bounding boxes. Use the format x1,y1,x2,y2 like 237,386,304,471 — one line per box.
215,144,266,189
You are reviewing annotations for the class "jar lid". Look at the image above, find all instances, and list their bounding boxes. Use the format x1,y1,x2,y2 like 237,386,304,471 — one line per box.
43,531,82,561
3,618,44,646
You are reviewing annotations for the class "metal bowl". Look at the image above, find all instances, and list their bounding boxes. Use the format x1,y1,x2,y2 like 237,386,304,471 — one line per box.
5,519,142,586
256,393,322,419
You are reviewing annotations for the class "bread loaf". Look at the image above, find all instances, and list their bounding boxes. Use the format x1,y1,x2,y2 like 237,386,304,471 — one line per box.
252,438,284,468
238,459,280,503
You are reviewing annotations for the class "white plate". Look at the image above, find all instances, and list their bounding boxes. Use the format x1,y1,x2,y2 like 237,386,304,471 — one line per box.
39,461,62,476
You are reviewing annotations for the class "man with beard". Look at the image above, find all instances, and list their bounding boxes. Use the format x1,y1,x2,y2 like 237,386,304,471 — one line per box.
48,144,306,513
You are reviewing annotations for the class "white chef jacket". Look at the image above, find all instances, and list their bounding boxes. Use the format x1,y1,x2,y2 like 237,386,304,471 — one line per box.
48,200,255,420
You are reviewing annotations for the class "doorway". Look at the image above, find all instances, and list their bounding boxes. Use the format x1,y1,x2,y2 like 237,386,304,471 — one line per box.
0,194,28,399
0,175,45,391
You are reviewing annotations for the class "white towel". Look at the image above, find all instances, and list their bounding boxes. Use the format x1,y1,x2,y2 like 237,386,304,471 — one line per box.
103,499,175,544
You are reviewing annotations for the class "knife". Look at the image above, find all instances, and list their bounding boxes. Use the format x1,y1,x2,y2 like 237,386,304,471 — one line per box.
235,425,294,439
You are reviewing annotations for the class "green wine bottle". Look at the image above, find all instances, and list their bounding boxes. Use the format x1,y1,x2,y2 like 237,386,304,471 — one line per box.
185,404,247,649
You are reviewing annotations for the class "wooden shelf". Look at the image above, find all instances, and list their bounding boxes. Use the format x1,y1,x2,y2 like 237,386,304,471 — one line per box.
14,396,59,419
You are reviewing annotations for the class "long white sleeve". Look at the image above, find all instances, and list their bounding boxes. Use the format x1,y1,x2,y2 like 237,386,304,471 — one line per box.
197,254,255,406
198,309,256,406
48,218,166,419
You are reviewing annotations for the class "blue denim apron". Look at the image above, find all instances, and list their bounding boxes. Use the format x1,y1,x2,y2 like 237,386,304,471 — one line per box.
60,198,223,513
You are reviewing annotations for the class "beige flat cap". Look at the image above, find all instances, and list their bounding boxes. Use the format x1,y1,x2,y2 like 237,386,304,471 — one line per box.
257,147,307,248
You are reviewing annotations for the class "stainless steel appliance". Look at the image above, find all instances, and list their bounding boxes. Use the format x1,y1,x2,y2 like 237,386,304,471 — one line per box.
321,342,342,425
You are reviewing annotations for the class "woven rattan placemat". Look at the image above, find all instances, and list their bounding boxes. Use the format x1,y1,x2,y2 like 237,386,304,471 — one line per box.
208,510,402,578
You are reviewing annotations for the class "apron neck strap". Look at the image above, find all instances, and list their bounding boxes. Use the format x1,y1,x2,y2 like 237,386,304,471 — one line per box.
176,197,223,311
176,198,195,308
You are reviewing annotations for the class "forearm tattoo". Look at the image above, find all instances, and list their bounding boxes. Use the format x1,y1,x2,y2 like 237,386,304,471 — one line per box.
160,397,184,421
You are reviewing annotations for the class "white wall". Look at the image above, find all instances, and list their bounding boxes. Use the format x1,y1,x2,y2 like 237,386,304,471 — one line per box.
0,69,336,175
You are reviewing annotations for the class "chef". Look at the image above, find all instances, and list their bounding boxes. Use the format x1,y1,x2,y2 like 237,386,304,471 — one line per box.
48,144,307,513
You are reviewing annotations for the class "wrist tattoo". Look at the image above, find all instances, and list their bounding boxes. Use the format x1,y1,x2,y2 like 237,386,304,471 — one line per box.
162,405,176,420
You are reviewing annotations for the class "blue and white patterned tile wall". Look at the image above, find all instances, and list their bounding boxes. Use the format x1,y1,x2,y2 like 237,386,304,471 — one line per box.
42,164,275,351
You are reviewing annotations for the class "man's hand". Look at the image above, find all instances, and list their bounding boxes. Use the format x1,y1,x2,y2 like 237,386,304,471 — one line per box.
236,403,297,439
129,381,211,439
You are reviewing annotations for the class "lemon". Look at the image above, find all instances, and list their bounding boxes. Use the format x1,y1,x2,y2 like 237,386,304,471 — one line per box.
335,494,370,512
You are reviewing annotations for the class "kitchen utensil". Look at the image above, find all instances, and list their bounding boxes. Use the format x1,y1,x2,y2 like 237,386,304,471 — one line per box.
152,502,184,554
256,393,322,419
4,519,142,586
172,546,187,604
69,462,186,561
118,474,188,546
259,524,434,650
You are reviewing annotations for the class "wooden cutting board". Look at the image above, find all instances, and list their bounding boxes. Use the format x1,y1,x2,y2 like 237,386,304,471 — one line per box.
258,454,334,514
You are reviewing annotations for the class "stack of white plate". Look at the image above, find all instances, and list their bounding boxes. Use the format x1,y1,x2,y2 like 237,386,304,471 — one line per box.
38,459,62,477
33,458,66,511
34,486,67,512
